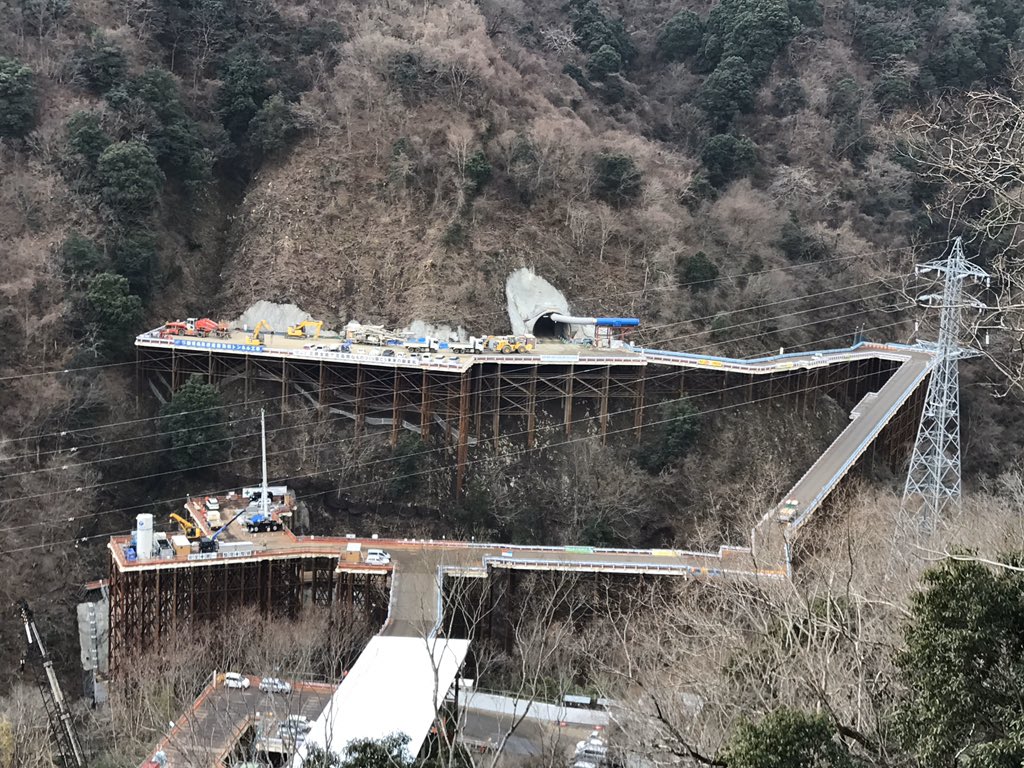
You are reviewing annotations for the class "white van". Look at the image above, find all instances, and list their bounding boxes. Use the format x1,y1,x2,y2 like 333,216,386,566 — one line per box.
365,549,391,565
223,672,250,690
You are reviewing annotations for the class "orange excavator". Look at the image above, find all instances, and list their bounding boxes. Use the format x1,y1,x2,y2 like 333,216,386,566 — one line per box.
160,317,230,339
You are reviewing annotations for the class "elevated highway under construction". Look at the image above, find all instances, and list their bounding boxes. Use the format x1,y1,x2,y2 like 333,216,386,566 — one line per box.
117,329,933,660
119,325,936,766
136,324,929,494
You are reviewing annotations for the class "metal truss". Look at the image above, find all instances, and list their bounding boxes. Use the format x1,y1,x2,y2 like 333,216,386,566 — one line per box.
903,238,991,530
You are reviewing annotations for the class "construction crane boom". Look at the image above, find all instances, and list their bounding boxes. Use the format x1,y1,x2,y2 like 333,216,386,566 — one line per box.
17,599,87,768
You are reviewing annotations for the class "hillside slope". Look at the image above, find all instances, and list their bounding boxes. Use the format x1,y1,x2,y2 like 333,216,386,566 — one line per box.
2,0,1023,715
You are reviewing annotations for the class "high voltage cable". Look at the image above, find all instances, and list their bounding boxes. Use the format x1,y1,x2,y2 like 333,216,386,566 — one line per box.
0,238,946,385
411,237,945,325
1,292,909,478
0,343,906,535
0,360,748,493
1,291,906,479
0,349,907,551
0,376,434,464
0,279,902,449
644,291,906,349
1,316,909,542
630,278,892,336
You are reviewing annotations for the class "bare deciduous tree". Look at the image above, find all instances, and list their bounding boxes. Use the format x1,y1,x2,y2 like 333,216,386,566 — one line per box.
895,60,1024,394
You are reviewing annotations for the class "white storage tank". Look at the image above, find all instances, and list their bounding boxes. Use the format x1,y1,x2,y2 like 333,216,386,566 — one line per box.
135,513,154,559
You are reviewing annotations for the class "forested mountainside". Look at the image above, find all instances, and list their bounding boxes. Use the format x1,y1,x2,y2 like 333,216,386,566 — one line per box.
3,0,1024,762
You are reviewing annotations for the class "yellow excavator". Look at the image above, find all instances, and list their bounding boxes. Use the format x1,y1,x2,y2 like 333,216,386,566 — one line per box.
170,513,202,540
246,319,272,346
287,319,323,339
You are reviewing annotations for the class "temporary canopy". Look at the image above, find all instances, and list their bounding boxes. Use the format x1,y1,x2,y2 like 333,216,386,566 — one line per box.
294,635,470,764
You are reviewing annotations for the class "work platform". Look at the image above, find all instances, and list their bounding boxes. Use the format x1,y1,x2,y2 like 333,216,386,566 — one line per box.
137,324,927,493
123,336,936,620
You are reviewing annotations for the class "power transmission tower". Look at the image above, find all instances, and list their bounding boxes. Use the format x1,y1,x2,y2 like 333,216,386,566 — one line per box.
903,237,990,530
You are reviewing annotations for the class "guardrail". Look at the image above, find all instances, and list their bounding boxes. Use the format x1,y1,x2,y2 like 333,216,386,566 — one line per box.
629,340,917,366
787,358,935,532
481,555,785,580
140,332,928,377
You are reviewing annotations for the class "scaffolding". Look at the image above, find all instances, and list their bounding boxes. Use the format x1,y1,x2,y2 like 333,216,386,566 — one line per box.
107,555,389,676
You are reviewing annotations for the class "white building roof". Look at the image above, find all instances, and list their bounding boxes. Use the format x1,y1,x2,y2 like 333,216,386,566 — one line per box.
294,636,470,764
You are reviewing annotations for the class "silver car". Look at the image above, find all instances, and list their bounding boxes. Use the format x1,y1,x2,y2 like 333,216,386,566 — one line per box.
259,677,292,694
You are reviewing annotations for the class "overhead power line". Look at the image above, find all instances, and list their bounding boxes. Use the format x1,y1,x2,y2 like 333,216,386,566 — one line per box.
0,238,944,386
2,279,901,451
0,336,905,538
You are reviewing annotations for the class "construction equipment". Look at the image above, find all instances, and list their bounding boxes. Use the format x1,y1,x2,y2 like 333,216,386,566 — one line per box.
486,334,536,354
17,600,87,768
246,320,272,346
287,320,323,339
170,513,201,540
346,323,402,346
241,410,282,533
242,507,283,533
171,513,220,551
159,317,228,339
448,337,485,354
405,336,440,353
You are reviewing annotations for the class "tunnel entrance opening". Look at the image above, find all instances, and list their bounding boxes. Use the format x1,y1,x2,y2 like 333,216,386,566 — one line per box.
531,313,570,339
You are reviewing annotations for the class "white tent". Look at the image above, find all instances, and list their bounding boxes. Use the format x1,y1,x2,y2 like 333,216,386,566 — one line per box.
294,635,471,764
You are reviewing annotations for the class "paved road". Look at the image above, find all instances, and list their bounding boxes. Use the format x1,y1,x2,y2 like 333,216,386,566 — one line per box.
142,675,334,767
461,710,595,760
751,346,933,568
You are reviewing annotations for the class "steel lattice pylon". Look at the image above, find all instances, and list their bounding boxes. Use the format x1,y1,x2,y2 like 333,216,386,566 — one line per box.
903,238,990,529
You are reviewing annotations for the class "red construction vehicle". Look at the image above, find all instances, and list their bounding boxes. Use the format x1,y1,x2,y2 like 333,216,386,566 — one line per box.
160,317,229,339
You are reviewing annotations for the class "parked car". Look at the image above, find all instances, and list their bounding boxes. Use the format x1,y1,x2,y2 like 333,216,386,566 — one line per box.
259,677,292,694
224,672,250,690
365,548,391,566
777,498,799,523
278,714,312,738
284,714,311,731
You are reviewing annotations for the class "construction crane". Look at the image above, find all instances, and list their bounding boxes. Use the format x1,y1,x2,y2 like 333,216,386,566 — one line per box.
287,319,323,339
246,320,272,346
17,599,87,768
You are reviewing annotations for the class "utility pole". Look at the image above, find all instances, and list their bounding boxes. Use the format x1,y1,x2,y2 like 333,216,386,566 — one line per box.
903,237,990,530
17,599,88,768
